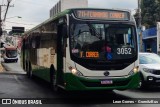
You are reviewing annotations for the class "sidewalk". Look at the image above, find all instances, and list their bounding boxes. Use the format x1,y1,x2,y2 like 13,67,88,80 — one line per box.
0,63,4,72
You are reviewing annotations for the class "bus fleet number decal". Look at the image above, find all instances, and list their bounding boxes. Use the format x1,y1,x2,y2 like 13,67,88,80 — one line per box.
117,48,131,55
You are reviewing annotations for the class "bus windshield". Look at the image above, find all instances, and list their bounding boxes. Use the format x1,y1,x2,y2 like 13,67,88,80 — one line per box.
6,50,17,58
70,23,137,61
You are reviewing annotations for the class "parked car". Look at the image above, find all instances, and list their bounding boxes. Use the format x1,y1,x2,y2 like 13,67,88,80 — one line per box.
139,52,160,88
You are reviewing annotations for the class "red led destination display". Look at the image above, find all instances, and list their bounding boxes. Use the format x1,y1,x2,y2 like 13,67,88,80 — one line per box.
74,10,129,20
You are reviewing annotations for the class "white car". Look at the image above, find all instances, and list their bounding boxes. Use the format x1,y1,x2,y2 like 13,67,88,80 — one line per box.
139,52,160,88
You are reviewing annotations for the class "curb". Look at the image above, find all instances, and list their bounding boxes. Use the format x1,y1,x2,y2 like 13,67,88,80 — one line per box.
0,63,4,72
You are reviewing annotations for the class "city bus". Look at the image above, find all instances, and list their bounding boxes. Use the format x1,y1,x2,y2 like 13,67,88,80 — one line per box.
2,45,18,63
21,8,140,91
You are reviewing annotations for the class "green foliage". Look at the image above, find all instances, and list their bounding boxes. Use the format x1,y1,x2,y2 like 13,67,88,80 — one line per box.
140,0,160,28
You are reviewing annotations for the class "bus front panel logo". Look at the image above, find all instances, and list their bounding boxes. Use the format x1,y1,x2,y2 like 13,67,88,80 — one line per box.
104,71,110,76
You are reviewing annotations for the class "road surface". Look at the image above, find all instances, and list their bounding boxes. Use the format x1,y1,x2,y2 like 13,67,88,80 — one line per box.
0,57,160,106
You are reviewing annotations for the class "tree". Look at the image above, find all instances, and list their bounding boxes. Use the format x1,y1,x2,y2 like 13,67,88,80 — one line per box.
137,0,160,28
134,9,139,27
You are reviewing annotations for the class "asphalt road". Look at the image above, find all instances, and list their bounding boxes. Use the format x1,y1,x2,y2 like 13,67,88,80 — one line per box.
1,55,25,74
0,57,160,106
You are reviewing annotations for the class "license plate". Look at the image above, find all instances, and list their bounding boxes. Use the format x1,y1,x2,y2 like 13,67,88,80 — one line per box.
101,80,113,84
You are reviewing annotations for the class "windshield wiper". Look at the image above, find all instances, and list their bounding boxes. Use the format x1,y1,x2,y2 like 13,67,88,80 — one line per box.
87,23,102,40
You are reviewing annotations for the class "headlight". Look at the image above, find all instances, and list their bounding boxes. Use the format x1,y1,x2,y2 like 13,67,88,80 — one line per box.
68,66,83,76
128,66,139,75
71,68,77,74
143,68,154,73
133,66,139,73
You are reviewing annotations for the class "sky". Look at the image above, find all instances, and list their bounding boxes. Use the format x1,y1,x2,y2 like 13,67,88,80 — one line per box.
1,0,138,32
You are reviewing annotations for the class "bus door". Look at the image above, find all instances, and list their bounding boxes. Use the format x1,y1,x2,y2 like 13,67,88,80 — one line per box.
57,23,67,86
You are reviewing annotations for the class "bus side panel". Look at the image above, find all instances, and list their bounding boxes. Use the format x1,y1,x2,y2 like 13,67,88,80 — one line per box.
31,48,56,82
30,34,57,82
64,72,140,91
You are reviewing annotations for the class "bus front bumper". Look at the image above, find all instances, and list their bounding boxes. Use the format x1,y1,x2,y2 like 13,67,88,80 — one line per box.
4,58,18,62
64,73,140,91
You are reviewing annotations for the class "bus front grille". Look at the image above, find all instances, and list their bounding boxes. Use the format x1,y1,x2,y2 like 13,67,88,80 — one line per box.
80,78,131,87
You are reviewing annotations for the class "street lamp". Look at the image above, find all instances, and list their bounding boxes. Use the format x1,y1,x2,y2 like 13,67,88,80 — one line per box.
6,16,22,19
2,16,22,36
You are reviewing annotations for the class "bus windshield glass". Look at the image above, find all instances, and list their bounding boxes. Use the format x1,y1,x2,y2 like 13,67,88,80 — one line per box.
70,23,137,60
6,50,17,58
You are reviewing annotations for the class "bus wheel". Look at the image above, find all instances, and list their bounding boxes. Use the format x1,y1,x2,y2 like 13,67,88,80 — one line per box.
50,65,58,92
138,73,146,89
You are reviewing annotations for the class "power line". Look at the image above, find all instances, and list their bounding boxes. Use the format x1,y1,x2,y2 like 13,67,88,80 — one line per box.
5,21,35,25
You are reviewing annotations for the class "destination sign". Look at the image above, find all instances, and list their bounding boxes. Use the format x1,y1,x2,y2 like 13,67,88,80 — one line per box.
74,10,129,20
86,52,99,58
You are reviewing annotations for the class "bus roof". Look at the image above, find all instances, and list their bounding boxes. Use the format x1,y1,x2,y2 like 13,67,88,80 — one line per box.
5,46,17,50
23,8,132,36
23,9,70,36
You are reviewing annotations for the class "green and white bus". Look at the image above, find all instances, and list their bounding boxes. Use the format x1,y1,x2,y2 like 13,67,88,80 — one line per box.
21,8,140,91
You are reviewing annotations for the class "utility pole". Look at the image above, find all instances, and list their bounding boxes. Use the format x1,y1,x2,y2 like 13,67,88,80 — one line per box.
0,5,3,37
0,4,8,37
0,5,3,48
3,0,14,22
0,2,14,37
0,3,13,49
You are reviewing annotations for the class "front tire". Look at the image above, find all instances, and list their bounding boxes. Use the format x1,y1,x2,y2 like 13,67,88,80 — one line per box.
139,73,147,89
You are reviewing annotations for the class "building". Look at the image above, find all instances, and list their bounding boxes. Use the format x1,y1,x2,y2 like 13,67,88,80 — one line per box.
50,0,88,17
142,22,160,54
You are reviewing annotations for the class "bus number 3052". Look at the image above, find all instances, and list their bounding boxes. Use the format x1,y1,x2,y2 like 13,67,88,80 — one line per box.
117,48,132,55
